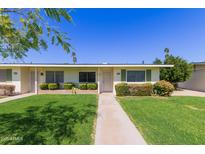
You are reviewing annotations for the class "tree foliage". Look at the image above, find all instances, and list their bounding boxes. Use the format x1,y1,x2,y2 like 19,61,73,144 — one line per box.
0,8,77,62
154,48,193,83
153,58,162,64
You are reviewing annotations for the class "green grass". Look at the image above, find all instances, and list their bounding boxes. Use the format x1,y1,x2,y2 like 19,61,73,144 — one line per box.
118,96,205,145
0,94,98,145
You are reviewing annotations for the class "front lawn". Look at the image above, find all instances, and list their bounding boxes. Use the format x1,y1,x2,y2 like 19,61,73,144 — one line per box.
118,96,205,144
0,94,98,145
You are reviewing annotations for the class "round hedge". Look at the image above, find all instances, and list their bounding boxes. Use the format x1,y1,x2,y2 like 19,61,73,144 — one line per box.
64,83,74,90
39,83,48,90
153,80,174,96
48,83,59,90
79,83,87,90
115,83,130,96
87,83,98,90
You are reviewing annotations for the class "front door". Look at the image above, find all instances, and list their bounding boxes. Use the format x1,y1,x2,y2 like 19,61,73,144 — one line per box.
102,71,113,92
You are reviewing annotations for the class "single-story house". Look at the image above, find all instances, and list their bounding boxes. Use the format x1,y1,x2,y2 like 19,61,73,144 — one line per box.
179,62,205,92
0,63,173,95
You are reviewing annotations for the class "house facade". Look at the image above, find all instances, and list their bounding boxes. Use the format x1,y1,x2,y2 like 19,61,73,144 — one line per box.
0,63,173,95
179,62,205,92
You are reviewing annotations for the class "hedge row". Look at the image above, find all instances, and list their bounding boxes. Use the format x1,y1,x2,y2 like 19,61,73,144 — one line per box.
115,83,153,96
0,84,15,96
115,80,174,96
39,83,98,90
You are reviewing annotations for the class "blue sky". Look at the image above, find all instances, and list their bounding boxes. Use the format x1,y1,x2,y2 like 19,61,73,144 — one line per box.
8,9,205,64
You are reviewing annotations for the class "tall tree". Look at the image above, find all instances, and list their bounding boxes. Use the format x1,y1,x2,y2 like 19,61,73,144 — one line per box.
0,8,77,62
154,48,193,85
164,48,170,58
153,58,162,64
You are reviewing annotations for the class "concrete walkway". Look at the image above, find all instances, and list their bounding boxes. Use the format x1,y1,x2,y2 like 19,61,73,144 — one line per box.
172,89,205,97
0,93,35,104
95,93,146,145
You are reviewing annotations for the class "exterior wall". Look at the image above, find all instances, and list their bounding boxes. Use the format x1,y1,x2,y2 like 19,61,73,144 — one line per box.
37,67,98,88
112,67,160,95
0,66,161,94
0,67,21,93
36,67,160,94
179,65,205,92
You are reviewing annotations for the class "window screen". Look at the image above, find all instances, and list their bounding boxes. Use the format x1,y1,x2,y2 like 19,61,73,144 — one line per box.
88,72,96,82
46,71,64,83
127,71,145,82
55,71,64,83
46,71,55,83
79,72,87,82
79,72,96,82
0,69,12,82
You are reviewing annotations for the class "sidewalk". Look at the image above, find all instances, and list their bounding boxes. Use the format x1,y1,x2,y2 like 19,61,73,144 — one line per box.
0,93,35,104
95,93,146,145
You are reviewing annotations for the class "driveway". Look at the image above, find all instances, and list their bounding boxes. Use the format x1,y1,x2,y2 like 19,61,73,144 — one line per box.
172,89,205,97
95,93,146,145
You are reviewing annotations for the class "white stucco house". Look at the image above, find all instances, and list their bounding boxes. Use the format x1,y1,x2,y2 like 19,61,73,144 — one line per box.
0,63,173,95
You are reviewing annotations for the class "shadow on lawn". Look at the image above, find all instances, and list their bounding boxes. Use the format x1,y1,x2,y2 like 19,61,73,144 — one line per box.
0,102,96,145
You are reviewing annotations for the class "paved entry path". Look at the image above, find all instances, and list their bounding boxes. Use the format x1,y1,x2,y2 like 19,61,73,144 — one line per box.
95,93,146,145
0,93,35,104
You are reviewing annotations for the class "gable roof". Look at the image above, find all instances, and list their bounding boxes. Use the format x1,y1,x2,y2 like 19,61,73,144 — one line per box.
0,63,174,68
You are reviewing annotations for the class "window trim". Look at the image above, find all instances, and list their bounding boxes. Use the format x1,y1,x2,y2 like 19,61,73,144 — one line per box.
126,70,146,82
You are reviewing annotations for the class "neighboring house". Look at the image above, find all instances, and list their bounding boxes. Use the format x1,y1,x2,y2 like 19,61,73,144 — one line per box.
0,63,173,95
179,62,205,92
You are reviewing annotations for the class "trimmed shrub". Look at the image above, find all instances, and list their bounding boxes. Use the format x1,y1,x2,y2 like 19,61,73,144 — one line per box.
0,84,15,96
129,83,153,96
48,83,59,90
39,83,48,90
64,83,74,90
79,83,87,90
115,83,130,96
87,83,98,90
153,80,174,96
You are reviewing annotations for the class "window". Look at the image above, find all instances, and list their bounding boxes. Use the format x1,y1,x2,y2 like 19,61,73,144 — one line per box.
55,71,64,83
127,71,145,82
46,71,55,83
0,69,12,82
79,72,96,82
79,72,87,82
46,71,64,83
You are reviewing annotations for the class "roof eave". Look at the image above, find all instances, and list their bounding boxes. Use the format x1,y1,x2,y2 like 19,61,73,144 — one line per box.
0,64,174,68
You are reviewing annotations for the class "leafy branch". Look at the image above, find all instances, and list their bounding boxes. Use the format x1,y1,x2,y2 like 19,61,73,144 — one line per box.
0,8,77,63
